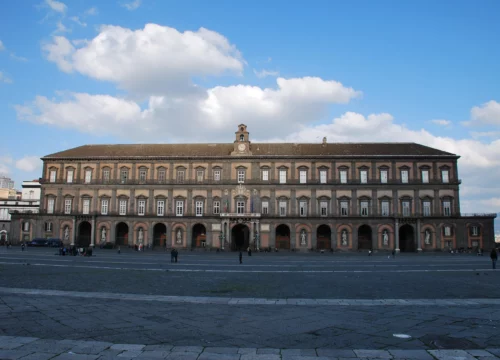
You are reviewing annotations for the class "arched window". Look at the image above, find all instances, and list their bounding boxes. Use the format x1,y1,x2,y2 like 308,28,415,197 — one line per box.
240,134,244,141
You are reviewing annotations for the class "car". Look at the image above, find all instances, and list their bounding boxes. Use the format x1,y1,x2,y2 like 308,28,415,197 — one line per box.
46,238,63,247
28,238,48,247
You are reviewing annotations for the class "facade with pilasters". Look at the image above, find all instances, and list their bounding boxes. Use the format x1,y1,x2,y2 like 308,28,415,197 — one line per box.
10,124,496,251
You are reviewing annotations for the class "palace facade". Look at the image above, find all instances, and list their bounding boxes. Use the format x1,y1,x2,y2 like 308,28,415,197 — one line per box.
10,124,497,252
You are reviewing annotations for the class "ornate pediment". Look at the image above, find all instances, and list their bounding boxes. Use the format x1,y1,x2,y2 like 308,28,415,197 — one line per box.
232,184,250,197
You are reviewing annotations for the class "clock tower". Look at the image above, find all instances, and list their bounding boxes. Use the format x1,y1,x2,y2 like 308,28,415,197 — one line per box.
231,124,252,155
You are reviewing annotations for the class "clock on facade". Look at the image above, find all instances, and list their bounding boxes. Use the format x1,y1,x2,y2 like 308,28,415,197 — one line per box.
238,144,246,151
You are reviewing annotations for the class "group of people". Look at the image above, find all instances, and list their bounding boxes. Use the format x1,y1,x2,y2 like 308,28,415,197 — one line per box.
170,248,179,262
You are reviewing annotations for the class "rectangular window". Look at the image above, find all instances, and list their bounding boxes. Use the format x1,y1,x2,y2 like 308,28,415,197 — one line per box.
50,170,57,183
471,226,479,236
360,200,369,216
158,170,166,182
340,201,348,216
23,222,29,231
421,170,429,183
176,200,184,216
121,170,128,184
138,199,146,216
157,200,165,216
402,201,411,217
103,169,110,182
262,201,269,214
340,170,347,184
360,170,368,184
197,170,204,182
84,170,92,184
279,170,287,184
119,200,127,215
444,226,451,237
214,170,221,181
45,222,52,232
237,170,245,183
64,199,72,214
381,201,389,216
320,201,328,216
279,201,287,216
196,201,203,216
423,201,431,216
67,170,74,183
47,198,55,214
82,199,90,215
262,170,269,181
320,170,327,184
177,170,185,183
299,170,307,184
442,170,449,183
299,201,307,216
443,201,451,216
237,201,245,214
139,170,147,182
213,201,220,214
101,199,108,215
401,170,409,184
380,170,388,184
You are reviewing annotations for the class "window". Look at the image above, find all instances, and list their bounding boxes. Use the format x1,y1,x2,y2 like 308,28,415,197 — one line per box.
103,169,110,182
360,200,369,216
471,226,479,236
299,170,307,184
197,170,204,182
279,201,287,216
45,222,52,232
360,170,368,184
381,201,390,216
64,199,72,214
340,201,349,216
158,169,166,182
176,200,184,216
423,200,431,216
29,190,34,199
82,199,90,215
443,200,451,216
262,169,269,181
237,170,245,183
119,200,127,215
320,201,328,216
299,201,307,216
262,201,269,214
157,200,165,216
50,170,57,183
320,170,327,184
139,170,147,182
401,170,409,184
421,169,429,184
195,201,203,216
237,201,245,214
138,199,146,216
340,170,347,184
101,199,109,215
380,170,388,184
67,169,74,183
444,226,451,237
279,170,287,184
177,170,185,183
402,200,411,217
214,170,221,181
121,170,128,184
85,169,92,184
213,201,220,214
47,198,55,214
442,170,449,183
23,222,29,231
240,134,244,141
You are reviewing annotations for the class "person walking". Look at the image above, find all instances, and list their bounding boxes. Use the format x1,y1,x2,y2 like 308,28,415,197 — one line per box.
174,249,178,263
239,251,243,264
247,246,252,256
170,248,175,263
490,248,498,269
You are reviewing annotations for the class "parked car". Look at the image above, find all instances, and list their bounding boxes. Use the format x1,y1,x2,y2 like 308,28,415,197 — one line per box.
28,238,48,247
46,238,62,247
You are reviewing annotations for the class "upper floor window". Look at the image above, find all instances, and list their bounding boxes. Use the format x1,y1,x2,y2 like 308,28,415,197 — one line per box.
157,200,165,216
421,169,429,184
442,169,449,183
240,134,244,141
158,169,166,182
84,169,92,184
82,198,90,215
319,170,327,184
213,201,220,214
213,169,221,181
279,170,287,184
64,199,72,214
299,170,307,184
119,199,127,215
340,200,349,216
442,200,451,216
67,169,74,183
299,201,307,216
50,170,57,183
120,170,128,184
138,199,146,216
320,201,328,216
176,200,184,216
402,200,411,217
423,200,431,216
47,198,55,214
237,201,245,214
102,169,110,182
380,169,388,184
196,170,204,182
23,221,30,232
237,169,245,183
401,169,409,184
177,170,185,183
360,170,368,184
262,169,269,181
444,226,452,237
360,200,369,216
45,222,52,232
261,201,269,214
139,169,147,182
470,225,480,236
196,201,203,216
340,170,348,184
101,199,109,215
279,201,287,216
381,200,390,216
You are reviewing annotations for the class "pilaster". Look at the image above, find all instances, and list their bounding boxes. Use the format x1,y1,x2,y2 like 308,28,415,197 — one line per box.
111,189,117,213
434,189,440,215
270,189,276,215
416,219,422,251
187,189,193,214
149,189,154,214
291,189,296,215
395,219,400,252
352,189,357,216
311,189,317,216
290,161,296,181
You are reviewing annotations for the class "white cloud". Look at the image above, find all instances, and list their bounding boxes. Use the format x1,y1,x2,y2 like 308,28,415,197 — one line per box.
0,156,13,165
431,119,452,126
253,69,279,78
70,16,86,27
471,131,500,139
45,0,67,13
54,21,70,34
42,36,74,72
0,71,12,84
0,40,4,51
121,0,141,11
15,156,42,172
10,53,28,62
85,7,98,16
470,100,500,126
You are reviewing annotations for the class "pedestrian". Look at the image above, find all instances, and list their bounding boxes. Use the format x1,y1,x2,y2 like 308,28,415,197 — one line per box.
174,249,178,263
118,246,121,254
239,251,243,264
368,249,372,256
391,249,396,258
490,248,498,269
170,248,175,263
247,246,252,256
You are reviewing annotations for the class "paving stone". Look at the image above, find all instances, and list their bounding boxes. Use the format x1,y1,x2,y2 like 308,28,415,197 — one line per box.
486,350,500,357
467,350,497,357
203,347,239,354
110,344,146,351
388,350,433,359
164,353,201,360
142,345,174,351
0,349,37,360
171,346,204,353
354,350,392,358
428,350,476,360
281,356,333,360
316,349,357,358
256,348,280,354
198,353,241,360
51,354,99,360
135,350,172,358
238,348,257,355
240,355,281,360
17,352,59,360
281,349,317,356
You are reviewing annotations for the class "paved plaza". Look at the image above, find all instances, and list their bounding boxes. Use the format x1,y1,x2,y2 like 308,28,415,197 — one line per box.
0,247,499,359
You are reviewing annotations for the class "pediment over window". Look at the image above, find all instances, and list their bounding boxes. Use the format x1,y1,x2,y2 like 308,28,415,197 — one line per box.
378,195,392,200
338,196,351,201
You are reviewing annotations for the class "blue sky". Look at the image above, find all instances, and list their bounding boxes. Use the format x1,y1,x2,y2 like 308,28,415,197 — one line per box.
0,0,499,221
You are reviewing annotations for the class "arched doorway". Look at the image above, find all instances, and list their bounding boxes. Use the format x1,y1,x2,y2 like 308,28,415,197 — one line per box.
276,224,291,250
153,223,167,248
0,231,7,245
77,221,92,248
317,225,331,249
116,222,129,246
192,224,207,248
399,224,416,252
231,224,249,251
357,225,372,250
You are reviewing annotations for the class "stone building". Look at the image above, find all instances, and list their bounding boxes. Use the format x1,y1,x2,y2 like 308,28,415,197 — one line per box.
9,124,496,251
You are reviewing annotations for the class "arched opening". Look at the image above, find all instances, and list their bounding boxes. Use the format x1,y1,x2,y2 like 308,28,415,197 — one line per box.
357,225,372,250
192,224,207,248
317,225,331,249
231,224,249,251
399,224,416,252
153,223,167,248
276,224,291,250
0,231,7,245
77,221,92,248
116,222,129,246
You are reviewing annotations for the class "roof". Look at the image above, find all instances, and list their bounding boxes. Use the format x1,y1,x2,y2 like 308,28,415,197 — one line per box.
42,142,457,160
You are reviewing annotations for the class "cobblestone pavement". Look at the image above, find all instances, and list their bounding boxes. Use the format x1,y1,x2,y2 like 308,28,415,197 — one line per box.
0,248,499,358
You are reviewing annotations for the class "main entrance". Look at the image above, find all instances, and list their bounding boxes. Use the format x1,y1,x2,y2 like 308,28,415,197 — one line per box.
399,224,416,252
192,224,207,248
357,225,372,250
116,222,129,246
153,223,167,248
231,224,249,251
276,224,291,250
77,221,91,248
317,225,331,249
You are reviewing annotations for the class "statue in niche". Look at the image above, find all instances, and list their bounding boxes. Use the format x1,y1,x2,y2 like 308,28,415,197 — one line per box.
300,229,307,246
138,228,144,243
341,230,348,246
101,227,106,243
64,226,69,242
424,229,431,245
176,229,182,244
382,230,389,246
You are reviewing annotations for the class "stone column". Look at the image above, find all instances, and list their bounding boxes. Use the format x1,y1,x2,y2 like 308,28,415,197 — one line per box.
75,188,80,213
416,219,422,252
331,224,337,250
149,222,154,248
110,221,115,244
96,162,101,181
91,216,95,247
56,188,63,212
186,224,192,249
168,189,173,215
71,218,76,246
395,219,400,252
270,224,276,249
249,221,254,248
130,188,135,214
290,226,296,250
311,226,317,250
392,189,398,216
207,189,213,215
270,189,276,215
290,161,296,181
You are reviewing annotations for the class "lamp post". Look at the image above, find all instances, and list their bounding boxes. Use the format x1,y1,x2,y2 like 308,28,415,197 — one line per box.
254,232,260,251
219,232,225,251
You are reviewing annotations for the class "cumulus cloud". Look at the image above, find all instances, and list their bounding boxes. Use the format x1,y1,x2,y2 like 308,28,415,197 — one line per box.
469,100,500,126
85,7,98,15
121,0,141,11
253,69,279,78
70,16,86,27
15,156,42,172
42,36,74,72
431,119,452,126
45,0,67,13
54,21,70,34
0,71,12,84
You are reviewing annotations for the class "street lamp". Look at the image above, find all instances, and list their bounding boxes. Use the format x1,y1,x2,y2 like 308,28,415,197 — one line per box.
254,232,260,251
219,232,225,251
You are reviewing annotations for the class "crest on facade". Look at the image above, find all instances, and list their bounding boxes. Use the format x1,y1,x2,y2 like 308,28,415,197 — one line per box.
232,184,250,197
